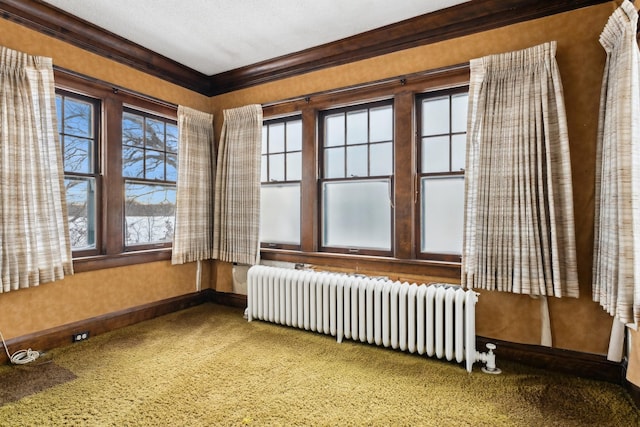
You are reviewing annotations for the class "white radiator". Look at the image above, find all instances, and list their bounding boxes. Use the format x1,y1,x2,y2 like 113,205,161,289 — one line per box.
247,265,498,373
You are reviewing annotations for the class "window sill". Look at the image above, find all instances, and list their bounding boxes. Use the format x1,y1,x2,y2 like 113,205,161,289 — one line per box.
260,248,461,281
72,249,172,273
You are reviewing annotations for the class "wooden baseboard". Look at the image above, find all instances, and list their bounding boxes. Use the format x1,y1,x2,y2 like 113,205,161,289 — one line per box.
209,290,247,308
0,291,207,365
476,336,624,384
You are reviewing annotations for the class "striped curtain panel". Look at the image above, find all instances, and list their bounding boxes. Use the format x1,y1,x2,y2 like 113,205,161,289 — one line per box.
172,106,215,264
0,46,73,292
593,2,640,325
462,41,579,298
213,104,263,265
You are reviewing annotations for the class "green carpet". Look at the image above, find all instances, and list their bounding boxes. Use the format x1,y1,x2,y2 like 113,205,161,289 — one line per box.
0,303,637,426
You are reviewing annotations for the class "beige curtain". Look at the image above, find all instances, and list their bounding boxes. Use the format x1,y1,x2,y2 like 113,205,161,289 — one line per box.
593,1,640,325
0,46,73,292
213,104,263,265
462,41,578,298
172,106,215,264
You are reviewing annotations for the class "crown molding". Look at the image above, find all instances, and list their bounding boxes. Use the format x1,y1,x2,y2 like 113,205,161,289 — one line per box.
0,0,609,97
0,0,211,95
208,0,609,96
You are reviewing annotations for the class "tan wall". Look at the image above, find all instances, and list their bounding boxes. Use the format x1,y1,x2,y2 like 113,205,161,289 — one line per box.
211,2,620,356
0,18,211,340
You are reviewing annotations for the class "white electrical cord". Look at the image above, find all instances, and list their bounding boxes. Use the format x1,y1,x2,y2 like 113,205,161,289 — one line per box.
0,329,39,365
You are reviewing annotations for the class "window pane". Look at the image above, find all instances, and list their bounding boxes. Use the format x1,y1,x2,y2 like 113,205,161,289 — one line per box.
63,98,92,137
123,146,145,178
63,136,92,173
325,147,345,179
451,93,468,133
286,151,302,181
325,113,345,147
370,105,393,142
370,142,393,176
422,136,450,173
166,153,178,181
346,110,367,145
261,183,301,244
146,118,165,150
422,96,449,136
269,122,285,153
145,149,166,180
165,123,178,152
286,120,302,151
421,176,464,254
269,153,285,182
451,134,466,172
122,112,144,147
346,145,367,177
125,182,176,245
65,177,96,250
323,180,391,250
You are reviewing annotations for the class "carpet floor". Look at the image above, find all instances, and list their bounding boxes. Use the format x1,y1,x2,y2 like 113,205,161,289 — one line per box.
0,303,638,426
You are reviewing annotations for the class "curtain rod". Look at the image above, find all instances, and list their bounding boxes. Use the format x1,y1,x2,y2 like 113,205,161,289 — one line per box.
53,65,178,110
261,63,470,109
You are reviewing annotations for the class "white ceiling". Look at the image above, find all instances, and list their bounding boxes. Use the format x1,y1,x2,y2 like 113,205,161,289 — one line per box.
41,0,469,76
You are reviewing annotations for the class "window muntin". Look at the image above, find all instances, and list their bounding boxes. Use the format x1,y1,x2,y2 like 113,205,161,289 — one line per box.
418,89,468,258
56,91,100,253
122,108,178,248
320,101,394,254
260,116,302,247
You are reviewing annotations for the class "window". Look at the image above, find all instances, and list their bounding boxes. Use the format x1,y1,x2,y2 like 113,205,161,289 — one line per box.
319,101,394,254
122,108,178,248
258,65,469,279
56,90,100,255
417,89,468,259
260,116,302,247
54,70,178,272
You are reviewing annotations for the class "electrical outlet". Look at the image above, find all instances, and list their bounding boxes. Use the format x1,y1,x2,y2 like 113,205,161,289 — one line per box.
72,331,90,342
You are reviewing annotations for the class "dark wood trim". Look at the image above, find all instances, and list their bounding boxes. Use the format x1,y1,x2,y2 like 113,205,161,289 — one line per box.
0,291,208,365
209,0,610,95
260,249,462,280
72,250,172,273
209,290,248,309
0,0,210,95
394,91,416,259
263,64,470,116
477,336,624,384
1,0,609,96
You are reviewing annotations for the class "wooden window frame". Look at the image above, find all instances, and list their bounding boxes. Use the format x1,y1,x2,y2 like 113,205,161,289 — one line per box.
56,89,103,258
318,100,395,257
261,115,303,250
260,64,470,281
121,107,178,251
415,86,469,263
54,70,177,273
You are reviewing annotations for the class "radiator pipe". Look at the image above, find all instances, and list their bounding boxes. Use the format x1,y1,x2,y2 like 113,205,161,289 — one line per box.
477,343,501,374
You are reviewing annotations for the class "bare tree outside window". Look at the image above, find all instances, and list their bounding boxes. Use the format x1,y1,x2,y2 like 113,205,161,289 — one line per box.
122,109,177,247
56,93,98,251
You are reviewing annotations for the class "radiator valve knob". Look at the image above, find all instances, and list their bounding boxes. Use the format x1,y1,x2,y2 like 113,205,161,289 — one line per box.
481,343,501,375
